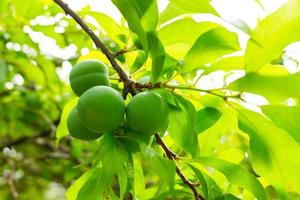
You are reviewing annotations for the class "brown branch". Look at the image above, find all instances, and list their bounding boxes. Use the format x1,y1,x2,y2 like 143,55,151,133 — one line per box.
155,134,203,200
53,0,133,88
155,134,177,160
6,159,18,200
53,1,203,199
113,48,129,58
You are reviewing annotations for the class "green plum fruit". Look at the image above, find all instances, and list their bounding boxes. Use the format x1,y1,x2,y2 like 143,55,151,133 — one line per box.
69,60,110,96
77,86,125,132
126,91,169,135
67,106,102,140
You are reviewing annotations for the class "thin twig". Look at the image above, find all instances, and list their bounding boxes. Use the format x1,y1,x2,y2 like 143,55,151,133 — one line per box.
113,47,136,58
6,159,18,200
53,0,133,89
166,84,241,99
155,134,177,159
53,1,203,199
155,134,203,200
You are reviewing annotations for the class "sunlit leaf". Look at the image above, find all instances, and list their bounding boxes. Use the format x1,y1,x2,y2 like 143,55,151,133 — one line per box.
261,104,300,144
147,31,165,82
150,156,176,190
66,169,95,200
237,107,300,198
195,107,222,134
167,95,199,157
245,0,300,72
82,11,126,44
56,98,78,143
183,27,240,73
160,0,217,24
190,165,223,200
229,72,300,102
204,56,244,74
111,0,158,51
133,155,145,197
196,157,267,200
159,19,218,46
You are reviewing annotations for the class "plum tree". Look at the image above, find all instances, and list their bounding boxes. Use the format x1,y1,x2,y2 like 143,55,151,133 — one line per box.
77,86,125,132
67,106,102,140
69,60,110,96
126,91,169,135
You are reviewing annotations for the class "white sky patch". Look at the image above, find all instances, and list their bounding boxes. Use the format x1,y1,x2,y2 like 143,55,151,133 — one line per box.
241,93,269,106
80,47,90,56
211,0,265,29
56,61,72,84
24,25,77,60
259,0,289,13
4,82,14,90
12,74,24,86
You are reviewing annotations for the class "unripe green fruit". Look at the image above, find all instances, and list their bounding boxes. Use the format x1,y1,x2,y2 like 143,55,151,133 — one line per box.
67,107,102,140
69,60,110,96
126,91,169,135
78,86,125,132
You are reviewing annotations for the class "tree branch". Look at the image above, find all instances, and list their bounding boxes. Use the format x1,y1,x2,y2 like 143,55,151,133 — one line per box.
6,159,18,200
155,134,203,200
53,1,203,199
53,0,133,87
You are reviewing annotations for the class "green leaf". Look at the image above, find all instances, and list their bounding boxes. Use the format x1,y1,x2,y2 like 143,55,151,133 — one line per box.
261,105,300,145
204,56,244,75
76,168,108,200
237,107,300,198
117,166,128,198
36,57,61,93
245,0,300,72
170,0,216,14
159,0,217,24
77,133,128,200
196,157,267,200
159,19,218,46
150,156,176,190
216,194,241,200
229,72,300,102
147,31,166,83
82,11,126,44
56,98,78,143
190,165,223,200
111,0,158,51
183,27,240,73
66,169,95,200
167,95,199,157
0,60,8,87
158,19,219,59
133,156,145,197
130,51,147,73
160,54,177,80
7,56,45,86
195,107,222,134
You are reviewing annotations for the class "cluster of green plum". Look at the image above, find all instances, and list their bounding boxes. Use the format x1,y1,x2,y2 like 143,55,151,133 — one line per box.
67,60,169,146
